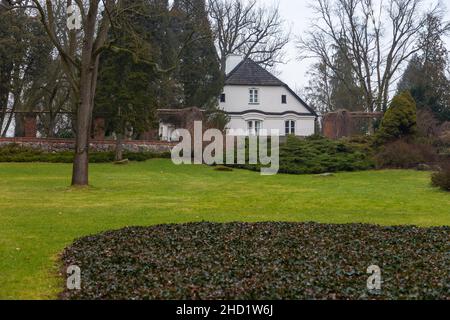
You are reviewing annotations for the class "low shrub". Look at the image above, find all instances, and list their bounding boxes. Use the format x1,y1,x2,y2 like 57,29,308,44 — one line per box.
431,162,450,191
60,222,449,300
233,135,375,174
0,144,170,163
374,139,437,169
437,130,450,156
214,165,233,172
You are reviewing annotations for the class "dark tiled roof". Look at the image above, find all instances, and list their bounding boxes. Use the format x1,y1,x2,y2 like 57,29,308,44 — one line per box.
225,59,285,86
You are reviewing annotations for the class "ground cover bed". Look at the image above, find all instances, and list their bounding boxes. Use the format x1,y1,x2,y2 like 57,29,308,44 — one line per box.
61,222,449,300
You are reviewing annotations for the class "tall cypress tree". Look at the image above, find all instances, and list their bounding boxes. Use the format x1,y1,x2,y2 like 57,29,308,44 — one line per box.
95,0,176,139
171,0,223,108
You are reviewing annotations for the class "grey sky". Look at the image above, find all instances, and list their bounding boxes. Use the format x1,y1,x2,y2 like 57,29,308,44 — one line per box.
258,0,450,90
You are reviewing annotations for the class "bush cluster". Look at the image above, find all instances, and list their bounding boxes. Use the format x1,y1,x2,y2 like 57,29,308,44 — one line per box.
233,135,375,174
60,222,449,300
431,162,450,191
0,144,170,163
375,91,418,145
374,139,437,169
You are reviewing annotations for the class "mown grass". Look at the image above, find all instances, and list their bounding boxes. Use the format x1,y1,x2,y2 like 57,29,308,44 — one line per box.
0,160,449,299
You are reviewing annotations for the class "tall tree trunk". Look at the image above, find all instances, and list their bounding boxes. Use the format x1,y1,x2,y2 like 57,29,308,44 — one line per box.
366,94,375,135
382,80,391,113
14,113,25,137
2,111,14,137
72,91,92,186
47,111,55,138
115,133,124,162
220,54,227,75
71,58,98,186
71,0,103,186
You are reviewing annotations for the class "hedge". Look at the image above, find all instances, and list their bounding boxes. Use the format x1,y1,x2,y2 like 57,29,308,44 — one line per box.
61,222,449,300
232,135,375,174
0,144,171,163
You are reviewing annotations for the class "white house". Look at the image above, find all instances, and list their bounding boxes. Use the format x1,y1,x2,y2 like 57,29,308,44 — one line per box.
220,55,317,136
158,55,317,141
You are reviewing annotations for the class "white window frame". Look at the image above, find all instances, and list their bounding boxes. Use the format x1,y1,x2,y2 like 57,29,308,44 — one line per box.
285,120,296,135
247,120,262,136
249,88,259,104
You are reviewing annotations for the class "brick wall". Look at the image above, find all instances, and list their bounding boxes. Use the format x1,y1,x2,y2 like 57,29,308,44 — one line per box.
0,138,175,153
24,115,37,138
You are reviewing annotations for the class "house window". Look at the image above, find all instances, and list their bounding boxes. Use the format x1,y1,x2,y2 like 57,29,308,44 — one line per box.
282,95,287,104
247,120,262,136
249,89,259,104
285,120,296,135
220,93,226,103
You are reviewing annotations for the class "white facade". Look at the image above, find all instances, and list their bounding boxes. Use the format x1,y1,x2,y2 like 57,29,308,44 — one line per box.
159,123,180,141
219,85,316,137
157,57,316,140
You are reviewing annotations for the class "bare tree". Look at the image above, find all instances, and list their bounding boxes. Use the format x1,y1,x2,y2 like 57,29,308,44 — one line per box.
3,0,187,186
39,60,72,137
298,0,443,116
208,0,290,73
303,59,334,114
2,0,120,185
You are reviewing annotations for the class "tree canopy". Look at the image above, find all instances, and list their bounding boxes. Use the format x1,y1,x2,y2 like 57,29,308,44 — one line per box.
398,14,450,122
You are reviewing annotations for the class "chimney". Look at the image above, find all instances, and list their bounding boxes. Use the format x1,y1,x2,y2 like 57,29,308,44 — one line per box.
225,54,244,75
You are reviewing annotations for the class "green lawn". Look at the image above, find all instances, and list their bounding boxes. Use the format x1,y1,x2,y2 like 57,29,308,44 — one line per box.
0,160,449,299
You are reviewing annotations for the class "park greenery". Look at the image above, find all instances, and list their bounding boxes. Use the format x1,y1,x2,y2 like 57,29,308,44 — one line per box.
1,160,449,299
374,91,418,145
60,222,449,300
232,135,375,174
0,0,292,185
0,143,170,163
1,0,450,301
2,0,449,185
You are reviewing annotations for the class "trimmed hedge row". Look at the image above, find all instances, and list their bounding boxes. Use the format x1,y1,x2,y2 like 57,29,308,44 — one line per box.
233,135,375,174
0,144,171,163
61,222,449,300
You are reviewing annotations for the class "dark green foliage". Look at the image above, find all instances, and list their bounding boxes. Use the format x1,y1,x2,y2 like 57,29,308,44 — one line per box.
95,50,158,137
329,38,364,111
0,144,170,163
397,14,450,122
0,7,54,135
214,165,233,172
234,135,374,174
60,222,450,300
432,162,450,191
375,91,418,145
171,0,223,108
96,0,223,138
95,0,175,137
399,56,450,122
374,140,437,169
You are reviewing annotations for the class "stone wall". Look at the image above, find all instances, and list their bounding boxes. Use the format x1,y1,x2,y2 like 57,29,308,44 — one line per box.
0,138,175,153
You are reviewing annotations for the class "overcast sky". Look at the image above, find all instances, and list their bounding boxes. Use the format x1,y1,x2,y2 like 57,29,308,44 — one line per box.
258,0,450,90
